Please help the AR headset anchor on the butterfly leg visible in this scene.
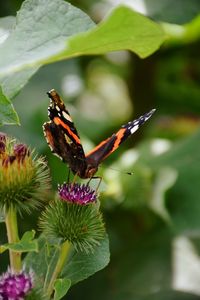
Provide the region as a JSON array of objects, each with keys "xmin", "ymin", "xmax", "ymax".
[
  {"xmin": 87, "ymin": 176, "xmax": 102, "ymax": 192},
  {"xmin": 72, "ymin": 173, "xmax": 78, "ymax": 185},
  {"xmin": 67, "ymin": 168, "xmax": 71, "ymax": 184},
  {"xmin": 95, "ymin": 176, "xmax": 102, "ymax": 192}
]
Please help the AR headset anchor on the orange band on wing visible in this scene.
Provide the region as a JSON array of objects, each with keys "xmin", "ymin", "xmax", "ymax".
[
  {"xmin": 112, "ymin": 128, "xmax": 126, "ymax": 151},
  {"xmin": 102, "ymin": 128, "xmax": 126, "ymax": 159},
  {"xmin": 86, "ymin": 138, "xmax": 110, "ymax": 157},
  {"xmin": 101, "ymin": 128, "xmax": 126, "ymax": 159},
  {"xmin": 54, "ymin": 117, "xmax": 81, "ymax": 144},
  {"xmin": 86, "ymin": 128, "xmax": 126, "ymax": 159}
]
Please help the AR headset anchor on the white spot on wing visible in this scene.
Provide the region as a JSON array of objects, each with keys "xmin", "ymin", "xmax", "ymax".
[
  {"xmin": 145, "ymin": 116, "xmax": 150, "ymax": 121},
  {"xmin": 133, "ymin": 120, "xmax": 139, "ymax": 125},
  {"xmin": 130, "ymin": 124, "xmax": 139, "ymax": 134},
  {"xmin": 62, "ymin": 111, "xmax": 73, "ymax": 122},
  {"xmin": 56, "ymin": 105, "xmax": 60, "ymax": 111}
]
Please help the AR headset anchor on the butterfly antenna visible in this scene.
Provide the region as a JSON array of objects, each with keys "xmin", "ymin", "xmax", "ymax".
[
  {"xmin": 99, "ymin": 165, "xmax": 134, "ymax": 176},
  {"xmin": 110, "ymin": 167, "xmax": 134, "ymax": 176},
  {"xmin": 126, "ymin": 171, "xmax": 134, "ymax": 175}
]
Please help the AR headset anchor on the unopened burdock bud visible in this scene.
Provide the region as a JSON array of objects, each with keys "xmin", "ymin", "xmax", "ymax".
[{"xmin": 0, "ymin": 133, "xmax": 51, "ymax": 214}]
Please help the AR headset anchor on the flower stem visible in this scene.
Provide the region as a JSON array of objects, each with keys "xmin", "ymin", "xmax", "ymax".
[
  {"xmin": 5, "ymin": 206, "xmax": 21, "ymax": 271},
  {"xmin": 46, "ymin": 240, "xmax": 71, "ymax": 298}
]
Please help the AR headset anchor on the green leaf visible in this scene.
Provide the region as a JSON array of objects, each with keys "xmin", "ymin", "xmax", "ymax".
[
  {"xmin": 54, "ymin": 278, "xmax": 71, "ymax": 300},
  {"xmin": 55, "ymin": 6, "xmax": 165, "ymax": 60},
  {"xmin": 24, "ymin": 234, "xmax": 110, "ymax": 287},
  {"xmin": 0, "ymin": 86, "xmax": 19, "ymax": 125},
  {"xmin": 0, "ymin": 230, "xmax": 38, "ymax": 253},
  {"xmin": 1, "ymin": 67, "xmax": 38, "ymax": 99},
  {"xmin": 61, "ymin": 234, "xmax": 110, "ymax": 284},
  {"xmin": 0, "ymin": 0, "xmax": 95, "ymax": 76},
  {"xmin": 0, "ymin": 1, "xmax": 165, "ymax": 78},
  {"xmin": 0, "ymin": 1, "xmax": 165, "ymax": 100},
  {"xmin": 0, "ymin": 16, "xmax": 16, "ymax": 46}
]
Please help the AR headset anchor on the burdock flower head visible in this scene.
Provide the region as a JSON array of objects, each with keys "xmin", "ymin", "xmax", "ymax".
[
  {"xmin": 0, "ymin": 267, "xmax": 34, "ymax": 300},
  {"xmin": 58, "ymin": 182, "xmax": 97, "ymax": 205},
  {"xmin": 0, "ymin": 133, "xmax": 51, "ymax": 213},
  {"xmin": 40, "ymin": 182, "xmax": 105, "ymax": 253}
]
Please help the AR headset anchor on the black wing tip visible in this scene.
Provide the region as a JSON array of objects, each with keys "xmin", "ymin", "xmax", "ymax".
[
  {"xmin": 149, "ymin": 108, "xmax": 156, "ymax": 116},
  {"xmin": 144, "ymin": 108, "xmax": 156, "ymax": 120}
]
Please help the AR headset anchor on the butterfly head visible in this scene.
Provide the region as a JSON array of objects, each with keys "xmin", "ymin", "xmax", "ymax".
[{"xmin": 78, "ymin": 164, "xmax": 98, "ymax": 179}]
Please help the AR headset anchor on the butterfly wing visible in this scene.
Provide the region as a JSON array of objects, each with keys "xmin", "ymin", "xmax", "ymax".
[
  {"xmin": 86, "ymin": 109, "xmax": 156, "ymax": 167},
  {"xmin": 43, "ymin": 89, "xmax": 87, "ymax": 177}
]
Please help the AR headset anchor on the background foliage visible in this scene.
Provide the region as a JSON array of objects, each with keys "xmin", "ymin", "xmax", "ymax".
[{"xmin": 1, "ymin": 0, "xmax": 200, "ymax": 299}]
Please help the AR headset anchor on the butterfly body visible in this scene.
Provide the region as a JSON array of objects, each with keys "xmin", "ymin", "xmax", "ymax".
[{"xmin": 43, "ymin": 89, "xmax": 155, "ymax": 179}]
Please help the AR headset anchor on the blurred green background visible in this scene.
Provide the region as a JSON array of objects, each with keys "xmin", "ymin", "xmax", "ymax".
[{"xmin": 1, "ymin": 1, "xmax": 200, "ymax": 299}]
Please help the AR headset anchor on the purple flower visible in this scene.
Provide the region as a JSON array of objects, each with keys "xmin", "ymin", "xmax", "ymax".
[
  {"xmin": 0, "ymin": 268, "xmax": 34, "ymax": 300},
  {"xmin": 58, "ymin": 183, "xmax": 97, "ymax": 205}
]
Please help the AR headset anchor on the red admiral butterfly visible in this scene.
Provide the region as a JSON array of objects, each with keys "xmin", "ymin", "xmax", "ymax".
[{"xmin": 43, "ymin": 89, "xmax": 155, "ymax": 179}]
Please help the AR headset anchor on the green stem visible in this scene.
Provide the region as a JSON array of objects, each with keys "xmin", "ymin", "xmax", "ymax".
[
  {"xmin": 5, "ymin": 206, "xmax": 21, "ymax": 271},
  {"xmin": 46, "ymin": 240, "xmax": 71, "ymax": 298}
]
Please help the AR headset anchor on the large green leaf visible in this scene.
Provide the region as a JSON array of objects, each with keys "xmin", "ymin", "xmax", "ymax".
[
  {"xmin": 24, "ymin": 234, "xmax": 110, "ymax": 288},
  {"xmin": 54, "ymin": 6, "xmax": 165, "ymax": 61},
  {"xmin": 0, "ymin": 0, "xmax": 165, "ymax": 77},
  {"xmin": 0, "ymin": 0, "xmax": 95, "ymax": 76},
  {"xmin": 0, "ymin": 16, "xmax": 19, "ymax": 124},
  {"xmin": 1, "ymin": 68, "xmax": 38, "ymax": 99},
  {"xmin": 0, "ymin": 16, "xmax": 16, "ymax": 45},
  {"xmin": 61, "ymin": 234, "xmax": 110, "ymax": 284},
  {"xmin": 0, "ymin": 0, "xmax": 165, "ymax": 124},
  {"xmin": 0, "ymin": 0, "xmax": 94, "ymax": 100},
  {"xmin": 0, "ymin": 85, "xmax": 19, "ymax": 125}
]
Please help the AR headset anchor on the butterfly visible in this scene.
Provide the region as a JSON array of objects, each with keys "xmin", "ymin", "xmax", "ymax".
[{"xmin": 43, "ymin": 89, "xmax": 156, "ymax": 179}]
